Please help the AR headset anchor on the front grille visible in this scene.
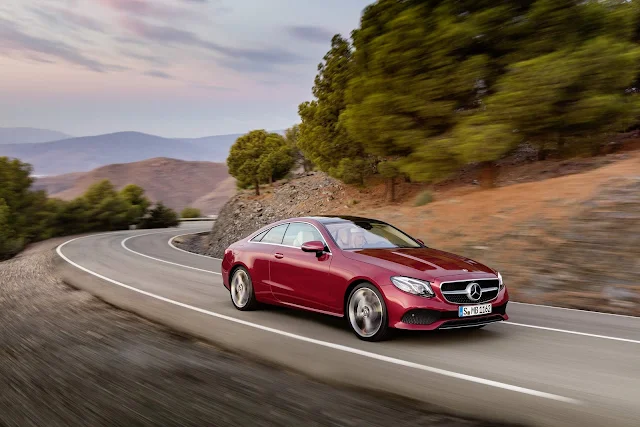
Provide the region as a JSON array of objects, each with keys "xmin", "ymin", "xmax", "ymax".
[
  {"xmin": 401, "ymin": 302, "xmax": 507, "ymax": 326},
  {"xmin": 438, "ymin": 315, "xmax": 504, "ymax": 330},
  {"xmin": 401, "ymin": 309, "xmax": 441, "ymax": 325},
  {"xmin": 439, "ymin": 279, "xmax": 500, "ymax": 305}
]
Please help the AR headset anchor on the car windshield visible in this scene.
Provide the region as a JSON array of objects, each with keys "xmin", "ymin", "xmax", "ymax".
[{"xmin": 325, "ymin": 220, "xmax": 421, "ymax": 250}]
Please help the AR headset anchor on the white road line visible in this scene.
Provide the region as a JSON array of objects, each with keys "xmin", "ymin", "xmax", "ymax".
[
  {"xmin": 56, "ymin": 234, "xmax": 581, "ymax": 406},
  {"xmin": 168, "ymin": 233, "xmax": 222, "ymax": 260},
  {"xmin": 510, "ymin": 302, "xmax": 640, "ymax": 320},
  {"xmin": 502, "ymin": 322, "xmax": 640, "ymax": 344},
  {"xmin": 121, "ymin": 231, "xmax": 221, "ymax": 275}
]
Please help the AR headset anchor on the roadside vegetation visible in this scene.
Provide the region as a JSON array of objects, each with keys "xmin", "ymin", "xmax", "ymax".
[
  {"xmin": 180, "ymin": 207, "xmax": 202, "ymax": 219},
  {"xmin": 229, "ymin": 0, "xmax": 640, "ymax": 200},
  {"xmin": 0, "ymin": 157, "xmax": 178, "ymax": 260}
]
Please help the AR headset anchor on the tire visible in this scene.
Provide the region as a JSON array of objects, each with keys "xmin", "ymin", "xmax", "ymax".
[
  {"xmin": 229, "ymin": 267, "xmax": 258, "ymax": 311},
  {"xmin": 346, "ymin": 282, "xmax": 390, "ymax": 342}
]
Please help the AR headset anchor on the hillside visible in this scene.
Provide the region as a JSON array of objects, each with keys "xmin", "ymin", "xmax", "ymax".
[
  {"xmin": 33, "ymin": 157, "xmax": 235, "ymax": 214},
  {"xmin": 0, "ymin": 127, "xmax": 72, "ymax": 144},
  {"xmin": 177, "ymin": 149, "xmax": 639, "ymax": 316},
  {"xmin": 0, "ymin": 131, "xmax": 242, "ymax": 175}
]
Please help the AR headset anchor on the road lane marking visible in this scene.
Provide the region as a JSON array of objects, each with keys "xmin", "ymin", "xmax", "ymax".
[
  {"xmin": 510, "ymin": 302, "xmax": 640, "ymax": 320},
  {"xmin": 57, "ymin": 234, "xmax": 580, "ymax": 405},
  {"xmin": 168, "ymin": 233, "xmax": 222, "ymax": 260},
  {"xmin": 121, "ymin": 231, "xmax": 221, "ymax": 275},
  {"xmin": 501, "ymin": 322, "xmax": 640, "ymax": 345}
]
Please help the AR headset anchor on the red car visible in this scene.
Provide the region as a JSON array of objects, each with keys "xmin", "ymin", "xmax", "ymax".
[{"xmin": 221, "ymin": 215, "xmax": 509, "ymax": 341}]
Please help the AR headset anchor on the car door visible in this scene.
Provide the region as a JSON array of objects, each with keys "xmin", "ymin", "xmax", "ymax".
[
  {"xmin": 269, "ymin": 222, "xmax": 335, "ymax": 313},
  {"xmin": 246, "ymin": 223, "xmax": 289, "ymax": 299}
]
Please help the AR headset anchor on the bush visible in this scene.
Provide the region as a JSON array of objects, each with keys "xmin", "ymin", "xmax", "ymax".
[
  {"xmin": 414, "ymin": 190, "xmax": 434, "ymax": 207},
  {"xmin": 0, "ymin": 156, "xmax": 158, "ymax": 259},
  {"xmin": 180, "ymin": 207, "xmax": 202, "ymax": 218},
  {"xmin": 138, "ymin": 202, "xmax": 179, "ymax": 229}
]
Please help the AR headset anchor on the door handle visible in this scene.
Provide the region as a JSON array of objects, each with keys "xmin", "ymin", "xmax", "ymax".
[{"xmin": 274, "ymin": 253, "xmax": 284, "ymax": 259}]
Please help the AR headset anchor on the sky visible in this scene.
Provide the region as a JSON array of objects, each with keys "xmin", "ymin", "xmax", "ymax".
[{"xmin": 0, "ymin": 0, "xmax": 371, "ymax": 138}]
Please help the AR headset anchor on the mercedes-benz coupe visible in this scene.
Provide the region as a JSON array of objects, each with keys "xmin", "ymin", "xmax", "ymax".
[{"xmin": 221, "ymin": 215, "xmax": 509, "ymax": 341}]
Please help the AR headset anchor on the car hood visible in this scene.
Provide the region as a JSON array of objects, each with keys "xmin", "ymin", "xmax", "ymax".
[{"xmin": 342, "ymin": 247, "xmax": 495, "ymax": 279}]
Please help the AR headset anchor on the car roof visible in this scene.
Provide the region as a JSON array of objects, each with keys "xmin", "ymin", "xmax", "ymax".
[{"xmin": 299, "ymin": 215, "xmax": 387, "ymax": 225}]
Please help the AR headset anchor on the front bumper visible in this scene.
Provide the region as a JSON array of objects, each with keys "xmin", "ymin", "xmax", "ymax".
[{"xmin": 384, "ymin": 284, "xmax": 510, "ymax": 330}]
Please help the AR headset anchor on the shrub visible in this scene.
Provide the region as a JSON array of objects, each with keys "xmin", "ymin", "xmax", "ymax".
[
  {"xmin": 139, "ymin": 202, "xmax": 179, "ymax": 229},
  {"xmin": 414, "ymin": 190, "xmax": 434, "ymax": 207},
  {"xmin": 180, "ymin": 207, "xmax": 202, "ymax": 218}
]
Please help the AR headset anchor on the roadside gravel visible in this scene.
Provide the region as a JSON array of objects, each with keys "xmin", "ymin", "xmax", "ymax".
[{"xmin": 0, "ymin": 238, "xmax": 515, "ymax": 427}]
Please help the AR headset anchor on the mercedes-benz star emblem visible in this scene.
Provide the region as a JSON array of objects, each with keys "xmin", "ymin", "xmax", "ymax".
[{"xmin": 466, "ymin": 282, "xmax": 482, "ymax": 302}]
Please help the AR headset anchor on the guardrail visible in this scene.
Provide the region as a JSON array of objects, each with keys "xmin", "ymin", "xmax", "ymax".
[{"xmin": 179, "ymin": 217, "xmax": 217, "ymax": 222}]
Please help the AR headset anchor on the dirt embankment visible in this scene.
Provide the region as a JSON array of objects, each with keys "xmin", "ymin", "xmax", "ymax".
[
  {"xmin": 0, "ymin": 240, "xmax": 505, "ymax": 427},
  {"xmin": 178, "ymin": 151, "xmax": 640, "ymax": 316}
]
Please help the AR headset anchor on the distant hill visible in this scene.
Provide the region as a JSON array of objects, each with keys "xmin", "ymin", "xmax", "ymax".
[
  {"xmin": 0, "ymin": 127, "xmax": 73, "ymax": 144},
  {"xmin": 0, "ymin": 131, "xmax": 244, "ymax": 175},
  {"xmin": 32, "ymin": 157, "xmax": 236, "ymax": 214}
]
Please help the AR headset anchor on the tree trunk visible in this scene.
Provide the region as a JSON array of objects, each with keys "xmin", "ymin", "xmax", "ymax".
[
  {"xmin": 386, "ymin": 177, "xmax": 396, "ymax": 202},
  {"xmin": 254, "ymin": 178, "xmax": 260, "ymax": 196},
  {"xmin": 269, "ymin": 175, "xmax": 273, "ymax": 185},
  {"xmin": 479, "ymin": 161, "xmax": 498, "ymax": 189}
]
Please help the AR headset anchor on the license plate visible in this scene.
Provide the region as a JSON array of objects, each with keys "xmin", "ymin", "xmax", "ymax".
[{"xmin": 458, "ymin": 303, "xmax": 492, "ymax": 317}]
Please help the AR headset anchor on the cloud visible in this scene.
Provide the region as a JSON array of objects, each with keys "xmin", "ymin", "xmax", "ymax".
[
  {"xmin": 287, "ymin": 25, "xmax": 334, "ymax": 44},
  {"xmin": 31, "ymin": 7, "xmax": 105, "ymax": 32},
  {"xmin": 98, "ymin": 0, "xmax": 199, "ymax": 21},
  {"xmin": 121, "ymin": 50, "xmax": 169, "ymax": 66},
  {"xmin": 143, "ymin": 70, "xmax": 174, "ymax": 79},
  {"xmin": 122, "ymin": 18, "xmax": 305, "ymax": 70},
  {"xmin": 0, "ymin": 18, "xmax": 121, "ymax": 72}
]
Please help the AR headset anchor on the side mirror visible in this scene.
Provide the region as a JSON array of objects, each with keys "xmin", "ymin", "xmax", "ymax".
[{"xmin": 301, "ymin": 240, "xmax": 325, "ymax": 257}]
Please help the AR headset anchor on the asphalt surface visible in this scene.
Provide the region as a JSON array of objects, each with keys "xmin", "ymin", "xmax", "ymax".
[{"xmin": 57, "ymin": 224, "xmax": 640, "ymax": 427}]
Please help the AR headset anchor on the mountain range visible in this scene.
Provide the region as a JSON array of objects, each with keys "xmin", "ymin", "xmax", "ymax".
[
  {"xmin": 0, "ymin": 127, "xmax": 73, "ymax": 144},
  {"xmin": 33, "ymin": 157, "xmax": 236, "ymax": 214},
  {"xmin": 0, "ymin": 130, "xmax": 248, "ymax": 176}
]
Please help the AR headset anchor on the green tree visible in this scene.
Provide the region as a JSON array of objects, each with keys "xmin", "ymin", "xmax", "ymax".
[
  {"xmin": 0, "ymin": 197, "xmax": 23, "ymax": 259},
  {"xmin": 285, "ymin": 124, "xmax": 313, "ymax": 172},
  {"xmin": 481, "ymin": 0, "xmax": 640, "ymax": 158},
  {"xmin": 297, "ymin": 34, "xmax": 368, "ymax": 185},
  {"xmin": 344, "ymin": 0, "xmax": 520, "ymax": 196},
  {"xmin": 181, "ymin": 207, "xmax": 202, "ymax": 218},
  {"xmin": 81, "ymin": 180, "xmax": 131, "ymax": 231},
  {"xmin": 227, "ymin": 130, "xmax": 294, "ymax": 195},
  {"xmin": 120, "ymin": 184, "xmax": 151, "ymax": 224},
  {"xmin": 139, "ymin": 202, "xmax": 179, "ymax": 229}
]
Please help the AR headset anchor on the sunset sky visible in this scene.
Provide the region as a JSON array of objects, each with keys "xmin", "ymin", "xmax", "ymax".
[{"xmin": 0, "ymin": 0, "xmax": 370, "ymax": 137}]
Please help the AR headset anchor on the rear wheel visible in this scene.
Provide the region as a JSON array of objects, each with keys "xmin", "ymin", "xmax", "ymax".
[
  {"xmin": 230, "ymin": 267, "xmax": 258, "ymax": 311},
  {"xmin": 346, "ymin": 283, "xmax": 390, "ymax": 341}
]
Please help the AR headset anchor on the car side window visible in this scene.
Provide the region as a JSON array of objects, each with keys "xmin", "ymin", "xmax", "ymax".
[
  {"xmin": 282, "ymin": 223, "xmax": 324, "ymax": 248},
  {"xmin": 250, "ymin": 229, "xmax": 269, "ymax": 242},
  {"xmin": 260, "ymin": 224, "xmax": 289, "ymax": 245}
]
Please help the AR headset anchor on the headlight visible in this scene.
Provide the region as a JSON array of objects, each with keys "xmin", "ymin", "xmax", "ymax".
[
  {"xmin": 390, "ymin": 276, "xmax": 434, "ymax": 297},
  {"xmin": 497, "ymin": 272, "xmax": 505, "ymax": 290}
]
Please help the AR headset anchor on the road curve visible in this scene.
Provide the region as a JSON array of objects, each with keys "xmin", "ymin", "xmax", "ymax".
[{"xmin": 55, "ymin": 225, "xmax": 640, "ymax": 427}]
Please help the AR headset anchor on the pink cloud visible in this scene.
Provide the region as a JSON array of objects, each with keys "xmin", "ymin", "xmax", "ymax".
[{"xmin": 98, "ymin": 0, "xmax": 195, "ymax": 20}]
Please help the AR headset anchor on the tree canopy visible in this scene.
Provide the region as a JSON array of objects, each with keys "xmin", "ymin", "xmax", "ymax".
[
  {"xmin": 227, "ymin": 130, "xmax": 294, "ymax": 195},
  {"xmin": 293, "ymin": 0, "xmax": 640, "ymax": 197},
  {"xmin": 0, "ymin": 157, "xmax": 176, "ymax": 260}
]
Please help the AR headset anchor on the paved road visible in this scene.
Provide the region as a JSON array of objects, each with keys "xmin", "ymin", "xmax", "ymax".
[{"xmin": 57, "ymin": 225, "xmax": 640, "ymax": 427}]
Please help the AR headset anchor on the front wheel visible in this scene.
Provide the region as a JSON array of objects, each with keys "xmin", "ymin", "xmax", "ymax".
[
  {"xmin": 230, "ymin": 267, "xmax": 258, "ymax": 311},
  {"xmin": 346, "ymin": 283, "xmax": 390, "ymax": 341}
]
